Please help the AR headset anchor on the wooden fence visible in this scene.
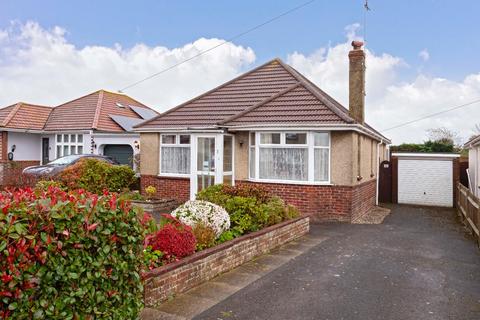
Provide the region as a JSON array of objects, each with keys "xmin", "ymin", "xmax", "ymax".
[{"xmin": 456, "ymin": 182, "xmax": 480, "ymax": 247}]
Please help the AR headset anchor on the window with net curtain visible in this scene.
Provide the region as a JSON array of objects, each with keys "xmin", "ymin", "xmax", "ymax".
[
  {"xmin": 160, "ymin": 134, "xmax": 191, "ymax": 174},
  {"xmin": 251, "ymin": 132, "xmax": 329, "ymax": 182}
]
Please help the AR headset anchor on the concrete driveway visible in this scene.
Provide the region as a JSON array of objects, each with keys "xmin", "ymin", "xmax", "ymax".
[{"xmin": 195, "ymin": 205, "xmax": 480, "ymax": 320}]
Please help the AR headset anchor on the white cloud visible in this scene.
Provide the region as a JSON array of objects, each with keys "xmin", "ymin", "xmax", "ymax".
[
  {"xmin": 419, "ymin": 49, "xmax": 430, "ymax": 61},
  {"xmin": 0, "ymin": 21, "xmax": 255, "ymax": 110},
  {"xmin": 1, "ymin": 22, "xmax": 479, "ymax": 144},
  {"xmin": 288, "ymin": 25, "xmax": 480, "ymax": 144}
]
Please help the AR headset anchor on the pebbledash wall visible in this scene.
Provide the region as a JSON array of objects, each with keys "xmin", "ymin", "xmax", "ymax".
[{"xmin": 140, "ymin": 131, "xmax": 386, "ymax": 222}]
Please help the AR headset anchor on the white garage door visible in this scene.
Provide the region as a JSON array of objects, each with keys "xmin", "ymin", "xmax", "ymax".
[{"xmin": 398, "ymin": 159, "xmax": 453, "ymax": 207}]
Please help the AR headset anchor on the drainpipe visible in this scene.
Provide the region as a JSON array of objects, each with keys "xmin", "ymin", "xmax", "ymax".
[{"xmin": 376, "ymin": 139, "xmax": 383, "ymax": 206}]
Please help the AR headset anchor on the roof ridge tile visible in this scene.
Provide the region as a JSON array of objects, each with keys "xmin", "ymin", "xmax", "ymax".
[
  {"xmin": 2, "ymin": 103, "xmax": 23, "ymax": 127},
  {"xmin": 92, "ymin": 90, "xmax": 104, "ymax": 129}
]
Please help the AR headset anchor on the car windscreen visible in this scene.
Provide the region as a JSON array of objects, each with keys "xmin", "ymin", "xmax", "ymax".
[{"xmin": 48, "ymin": 155, "xmax": 82, "ymax": 165}]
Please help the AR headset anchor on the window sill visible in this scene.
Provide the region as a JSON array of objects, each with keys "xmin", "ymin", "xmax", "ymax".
[
  {"xmin": 246, "ymin": 178, "xmax": 332, "ymax": 186},
  {"xmin": 158, "ymin": 173, "xmax": 190, "ymax": 179}
]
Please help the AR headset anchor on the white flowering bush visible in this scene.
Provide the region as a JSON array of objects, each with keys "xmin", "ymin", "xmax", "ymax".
[{"xmin": 171, "ymin": 200, "xmax": 230, "ymax": 238}]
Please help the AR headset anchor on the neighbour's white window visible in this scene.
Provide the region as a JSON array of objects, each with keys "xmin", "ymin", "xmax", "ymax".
[
  {"xmin": 56, "ymin": 134, "xmax": 84, "ymax": 158},
  {"xmin": 249, "ymin": 132, "xmax": 330, "ymax": 183},
  {"xmin": 160, "ymin": 134, "xmax": 191, "ymax": 175}
]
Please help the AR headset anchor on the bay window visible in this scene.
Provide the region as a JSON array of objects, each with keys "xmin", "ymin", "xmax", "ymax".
[
  {"xmin": 160, "ymin": 134, "xmax": 191, "ymax": 175},
  {"xmin": 249, "ymin": 132, "xmax": 330, "ymax": 183}
]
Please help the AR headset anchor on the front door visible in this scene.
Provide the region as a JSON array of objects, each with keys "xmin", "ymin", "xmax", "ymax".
[
  {"xmin": 42, "ymin": 138, "xmax": 49, "ymax": 164},
  {"xmin": 192, "ymin": 136, "xmax": 217, "ymax": 198}
]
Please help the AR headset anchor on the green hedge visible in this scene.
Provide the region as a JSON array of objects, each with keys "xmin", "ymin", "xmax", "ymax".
[
  {"xmin": 390, "ymin": 140, "xmax": 455, "ymax": 153},
  {"xmin": 0, "ymin": 187, "xmax": 151, "ymax": 319},
  {"xmin": 59, "ymin": 158, "xmax": 136, "ymax": 193}
]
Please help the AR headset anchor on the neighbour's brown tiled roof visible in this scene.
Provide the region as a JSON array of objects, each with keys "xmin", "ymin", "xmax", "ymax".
[
  {"xmin": 0, "ymin": 90, "xmax": 158, "ymax": 133},
  {"xmin": 43, "ymin": 90, "xmax": 158, "ymax": 132},
  {"xmin": 0, "ymin": 103, "xmax": 52, "ymax": 130}
]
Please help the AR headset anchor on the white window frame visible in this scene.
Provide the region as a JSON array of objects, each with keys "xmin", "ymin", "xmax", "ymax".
[
  {"xmin": 159, "ymin": 134, "xmax": 191, "ymax": 177},
  {"xmin": 55, "ymin": 133, "xmax": 84, "ymax": 158},
  {"xmin": 249, "ymin": 131, "xmax": 331, "ymax": 185}
]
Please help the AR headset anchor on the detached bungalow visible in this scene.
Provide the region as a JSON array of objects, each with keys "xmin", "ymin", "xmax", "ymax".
[
  {"xmin": 0, "ymin": 90, "xmax": 157, "ymax": 185},
  {"xmin": 135, "ymin": 41, "xmax": 390, "ymax": 222}
]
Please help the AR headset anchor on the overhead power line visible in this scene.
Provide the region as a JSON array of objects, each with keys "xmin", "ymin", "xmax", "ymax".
[
  {"xmin": 118, "ymin": 0, "xmax": 317, "ymax": 92},
  {"xmin": 380, "ymin": 98, "xmax": 480, "ymax": 133}
]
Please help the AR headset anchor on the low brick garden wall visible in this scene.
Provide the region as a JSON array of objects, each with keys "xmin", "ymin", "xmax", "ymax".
[{"xmin": 143, "ymin": 216, "xmax": 310, "ymax": 306}]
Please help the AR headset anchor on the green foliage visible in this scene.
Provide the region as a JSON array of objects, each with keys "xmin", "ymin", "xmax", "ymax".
[
  {"xmin": 118, "ymin": 191, "xmax": 145, "ymax": 202},
  {"xmin": 105, "ymin": 165, "xmax": 137, "ymax": 192},
  {"xmin": 0, "ymin": 187, "xmax": 149, "ymax": 319},
  {"xmin": 143, "ymin": 246, "xmax": 164, "ymax": 270},
  {"xmin": 224, "ymin": 196, "xmax": 262, "ymax": 236},
  {"xmin": 216, "ymin": 230, "xmax": 235, "ymax": 244},
  {"xmin": 192, "ymin": 223, "xmax": 216, "ymax": 251},
  {"xmin": 198, "ymin": 184, "xmax": 299, "ymax": 238},
  {"xmin": 34, "ymin": 180, "xmax": 66, "ymax": 192},
  {"xmin": 196, "ymin": 184, "xmax": 231, "ymax": 207},
  {"xmin": 60, "ymin": 158, "xmax": 136, "ymax": 194},
  {"xmin": 390, "ymin": 140, "xmax": 454, "ymax": 153}
]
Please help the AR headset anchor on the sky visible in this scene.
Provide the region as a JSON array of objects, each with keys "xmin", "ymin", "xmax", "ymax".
[{"xmin": 0, "ymin": 0, "xmax": 479, "ymax": 144}]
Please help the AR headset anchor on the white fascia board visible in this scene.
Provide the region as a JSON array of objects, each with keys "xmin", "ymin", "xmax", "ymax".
[
  {"xmin": 46, "ymin": 130, "xmax": 91, "ymax": 134},
  {"xmin": 225, "ymin": 124, "xmax": 390, "ymax": 144},
  {"xmin": 134, "ymin": 127, "xmax": 224, "ymax": 133},
  {"xmin": 392, "ymin": 152, "xmax": 461, "ymax": 158},
  {"xmin": 465, "ymin": 136, "xmax": 480, "ymax": 148},
  {"xmin": 91, "ymin": 132, "xmax": 139, "ymax": 137},
  {"xmin": 0, "ymin": 128, "xmax": 45, "ymax": 134}
]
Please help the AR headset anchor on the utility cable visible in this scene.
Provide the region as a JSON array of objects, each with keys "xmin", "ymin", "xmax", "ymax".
[
  {"xmin": 118, "ymin": 0, "xmax": 317, "ymax": 92},
  {"xmin": 380, "ymin": 98, "xmax": 480, "ymax": 132}
]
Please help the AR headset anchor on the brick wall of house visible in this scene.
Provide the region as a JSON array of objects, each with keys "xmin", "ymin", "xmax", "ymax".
[
  {"xmin": 238, "ymin": 180, "xmax": 376, "ymax": 222},
  {"xmin": 140, "ymin": 175, "xmax": 377, "ymax": 222},
  {"xmin": 0, "ymin": 131, "xmax": 7, "ymax": 160},
  {"xmin": 351, "ymin": 179, "xmax": 377, "ymax": 221},
  {"xmin": 0, "ymin": 160, "xmax": 40, "ymax": 188},
  {"xmin": 144, "ymin": 216, "xmax": 309, "ymax": 305},
  {"xmin": 140, "ymin": 175, "xmax": 190, "ymax": 203}
]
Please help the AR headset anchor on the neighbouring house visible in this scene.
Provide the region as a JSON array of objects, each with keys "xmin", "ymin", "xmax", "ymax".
[
  {"xmin": 0, "ymin": 90, "xmax": 158, "ymax": 186},
  {"xmin": 465, "ymin": 135, "xmax": 480, "ymax": 196},
  {"xmin": 135, "ymin": 41, "xmax": 391, "ymax": 222}
]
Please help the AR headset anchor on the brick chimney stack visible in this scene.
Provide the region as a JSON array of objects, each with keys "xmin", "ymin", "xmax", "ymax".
[{"xmin": 348, "ymin": 40, "xmax": 365, "ymax": 124}]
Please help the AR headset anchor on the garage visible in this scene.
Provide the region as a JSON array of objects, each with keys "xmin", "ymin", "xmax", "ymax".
[
  {"xmin": 392, "ymin": 153, "xmax": 460, "ymax": 207},
  {"xmin": 103, "ymin": 144, "xmax": 134, "ymax": 167}
]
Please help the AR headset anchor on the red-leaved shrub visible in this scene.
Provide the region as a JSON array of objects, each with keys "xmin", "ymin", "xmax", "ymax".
[
  {"xmin": 0, "ymin": 186, "xmax": 151, "ymax": 319},
  {"xmin": 147, "ymin": 214, "xmax": 196, "ymax": 258}
]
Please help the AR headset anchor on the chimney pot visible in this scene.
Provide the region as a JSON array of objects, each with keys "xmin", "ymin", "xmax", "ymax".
[{"xmin": 351, "ymin": 40, "xmax": 364, "ymax": 50}]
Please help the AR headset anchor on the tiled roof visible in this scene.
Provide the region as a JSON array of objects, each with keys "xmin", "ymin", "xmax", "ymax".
[
  {"xmin": 221, "ymin": 84, "xmax": 347, "ymax": 126},
  {"xmin": 0, "ymin": 103, "xmax": 52, "ymax": 130},
  {"xmin": 44, "ymin": 90, "xmax": 157, "ymax": 132},
  {"xmin": 137, "ymin": 60, "xmax": 300, "ymax": 129},
  {"xmin": 0, "ymin": 90, "xmax": 158, "ymax": 133},
  {"xmin": 136, "ymin": 58, "xmax": 388, "ymax": 141}
]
